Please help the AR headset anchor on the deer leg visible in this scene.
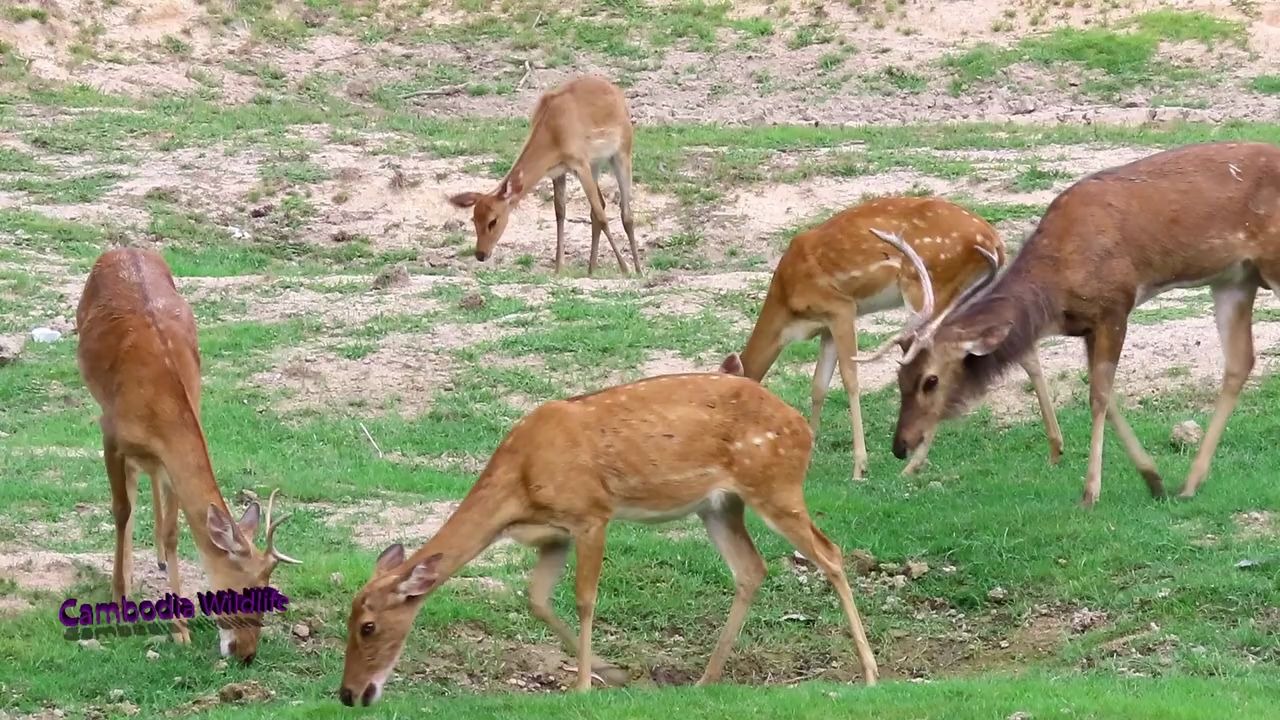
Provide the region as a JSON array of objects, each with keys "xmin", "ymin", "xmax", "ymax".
[
  {"xmin": 150, "ymin": 473, "xmax": 166, "ymax": 570},
  {"xmin": 527, "ymin": 541, "xmax": 627, "ymax": 686},
  {"xmin": 809, "ymin": 330, "xmax": 838, "ymax": 436},
  {"xmin": 552, "ymin": 174, "xmax": 568, "ymax": 274},
  {"xmin": 1104, "ymin": 401, "xmax": 1164, "ymax": 498},
  {"xmin": 153, "ymin": 471, "xmax": 191, "ymax": 643},
  {"xmin": 1081, "ymin": 323, "xmax": 1130, "ymax": 508},
  {"xmin": 695, "ymin": 495, "xmax": 765, "ymax": 686},
  {"xmin": 1018, "ymin": 348, "xmax": 1064, "ymax": 465},
  {"xmin": 610, "ymin": 153, "xmax": 642, "ymax": 276},
  {"xmin": 828, "ymin": 312, "xmax": 868, "ymax": 480},
  {"xmin": 1181, "ymin": 282, "xmax": 1258, "ymax": 498},
  {"xmin": 573, "ymin": 161, "xmax": 628, "ymax": 275},
  {"xmin": 571, "ymin": 522, "xmax": 607, "ymax": 692},
  {"xmin": 901, "ymin": 427, "xmax": 937, "ymax": 475},
  {"xmin": 749, "ymin": 490, "xmax": 878, "ymax": 685},
  {"xmin": 104, "ymin": 434, "xmax": 137, "ymax": 600}
]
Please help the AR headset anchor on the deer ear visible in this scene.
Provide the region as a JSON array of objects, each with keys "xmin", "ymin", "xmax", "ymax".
[
  {"xmin": 375, "ymin": 543, "xmax": 405, "ymax": 574},
  {"xmin": 960, "ymin": 322, "xmax": 1012, "ymax": 357},
  {"xmin": 448, "ymin": 192, "xmax": 480, "ymax": 208},
  {"xmin": 208, "ymin": 504, "xmax": 246, "ymax": 555},
  {"xmin": 237, "ymin": 502, "xmax": 261, "ymax": 541},
  {"xmin": 500, "ymin": 170, "xmax": 523, "ymax": 200},
  {"xmin": 719, "ymin": 353, "xmax": 743, "ymax": 376},
  {"xmin": 396, "ymin": 553, "xmax": 444, "ymax": 599}
]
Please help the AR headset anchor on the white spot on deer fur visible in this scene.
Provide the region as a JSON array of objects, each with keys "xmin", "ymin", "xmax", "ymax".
[
  {"xmin": 766, "ymin": 431, "xmax": 777, "ymax": 440},
  {"xmin": 913, "ymin": 218, "xmax": 927, "ymax": 227},
  {"xmin": 733, "ymin": 441, "xmax": 743, "ymax": 449},
  {"xmin": 752, "ymin": 436, "xmax": 765, "ymax": 446}
]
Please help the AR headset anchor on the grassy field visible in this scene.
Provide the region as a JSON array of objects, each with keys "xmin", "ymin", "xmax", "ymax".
[{"xmin": 2, "ymin": 1, "xmax": 1280, "ymax": 718}]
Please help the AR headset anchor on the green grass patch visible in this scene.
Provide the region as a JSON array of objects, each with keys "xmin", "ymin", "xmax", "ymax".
[
  {"xmin": 1250, "ymin": 75, "xmax": 1280, "ymax": 95},
  {"xmin": 1, "ymin": 171, "xmax": 122, "ymax": 204}
]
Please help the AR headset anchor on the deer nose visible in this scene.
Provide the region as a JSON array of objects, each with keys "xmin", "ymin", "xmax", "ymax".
[
  {"xmin": 361, "ymin": 683, "xmax": 378, "ymax": 706},
  {"xmin": 892, "ymin": 436, "xmax": 908, "ymax": 459},
  {"xmin": 474, "ymin": 249, "xmax": 489, "ymax": 261},
  {"xmin": 339, "ymin": 686, "xmax": 354, "ymax": 706}
]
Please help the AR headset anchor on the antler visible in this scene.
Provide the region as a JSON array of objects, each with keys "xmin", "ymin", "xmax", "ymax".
[
  {"xmin": 853, "ymin": 228, "xmax": 937, "ymax": 364},
  {"xmin": 898, "ymin": 245, "xmax": 1000, "ymax": 364},
  {"xmin": 263, "ymin": 488, "xmax": 301, "ymax": 565}
]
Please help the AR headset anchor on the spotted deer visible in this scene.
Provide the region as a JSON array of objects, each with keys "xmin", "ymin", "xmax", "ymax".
[
  {"xmin": 883, "ymin": 141, "xmax": 1280, "ymax": 507},
  {"xmin": 738, "ymin": 195, "xmax": 1063, "ymax": 480},
  {"xmin": 447, "ymin": 75, "xmax": 642, "ymax": 275},
  {"xmin": 337, "ymin": 353, "xmax": 878, "ymax": 707},
  {"xmin": 76, "ymin": 247, "xmax": 300, "ymax": 663}
]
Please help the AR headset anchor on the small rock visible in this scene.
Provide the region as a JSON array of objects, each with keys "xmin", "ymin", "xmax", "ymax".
[
  {"xmin": 1170, "ymin": 420, "xmax": 1203, "ymax": 450},
  {"xmin": 780, "ymin": 613, "xmax": 813, "ymax": 624},
  {"xmin": 113, "ymin": 702, "xmax": 139, "ymax": 717},
  {"xmin": 987, "ymin": 586, "xmax": 1009, "ymax": 603},
  {"xmin": 1070, "ymin": 607, "xmax": 1109, "ymax": 633},
  {"xmin": 905, "ymin": 560, "xmax": 930, "ymax": 580},
  {"xmin": 108, "ymin": 690, "xmax": 125, "ymax": 702},
  {"xmin": 0, "ymin": 334, "xmax": 26, "ymax": 364},
  {"xmin": 146, "ymin": 649, "xmax": 160, "ymax": 661},
  {"xmin": 790, "ymin": 550, "xmax": 815, "ymax": 568},
  {"xmin": 214, "ymin": 660, "xmax": 228, "ymax": 671},
  {"xmin": 1191, "ymin": 645, "xmax": 1208, "ymax": 655},
  {"xmin": 329, "ymin": 571, "xmax": 344, "ymax": 585},
  {"xmin": 926, "ymin": 481, "xmax": 944, "ymax": 492},
  {"xmin": 999, "ymin": 640, "xmax": 1010, "ymax": 649},
  {"xmin": 848, "ymin": 549, "xmax": 878, "ymax": 576},
  {"xmin": 458, "ymin": 292, "xmax": 486, "ymax": 310},
  {"xmin": 78, "ymin": 639, "xmax": 103, "ymax": 651},
  {"xmin": 31, "ymin": 327, "xmax": 61, "ymax": 343},
  {"xmin": 1008, "ymin": 97, "xmax": 1036, "ymax": 115},
  {"xmin": 249, "ymin": 204, "xmax": 274, "ymax": 218},
  {"xmin": 292, "ymin": 623, "xmax": 311, "ymax": 640},
  {"xmin": 1007, "ymin": 712, "xmax": 1031, "ymax": 720},
  {"xmin": 372, "ymin": 263, "xmax": 410, "ymax": 290}
]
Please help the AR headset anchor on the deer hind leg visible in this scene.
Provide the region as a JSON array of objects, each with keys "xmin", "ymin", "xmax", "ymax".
[
  {"xmin": 150, "ymin": 474, "xmax": 166, "ymax": 570},
  {"xmin": 828, "ymin": 311, "xmax": 868, "ymax": 480},
  {"xmin": 610, "ymin": 153, "xmax": 642, "ymax": 276},
  {"xmin": 570, "ymin": 521, "xmax": 607, "ymax": 692},
  {"xmin": 1180, "ymin": 282, "xmax": 1258, "ymax": 498},
  {"xmin": 1018, "ymin": 348, "xmax": 1064, "ymax": 465},
  {"xmin": 748, "ymin": 489, "xmax": 878, "ymax": 685},
  {"xmin": 695, "ymin": 494, "xmax": 766, "ymax": 686},
  {"xmin": 526, "ymin": 540, "xmax": 627, "ymax": 686},
  {"xmin": 1082, "ymin": 320, "xmax": 1162, "ymax": 506},
  {"xmin": 574, "ymin": 161, "xmax": 627, "ymax": 275},
  {"xmin": 552, "ymin": 174, "xmax": 568, "ymax": 274},
  {"xmin": 809, "ymin": 330, "xmax": 838, "ymax": 436},
  {"xmin": 104, "ymin": 435, "xmax": 138, "ymax": 600}
]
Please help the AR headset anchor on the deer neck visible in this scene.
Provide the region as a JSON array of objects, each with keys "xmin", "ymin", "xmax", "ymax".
[
  {"xmin": 155, "ymin": 410, "xmax": 240, "ymax": 566},
  {"xmin": 399, "ymin": 471, "xmax": 528, "ymax": 588},
  {"xmin": 739, "ymin": 273, "xmax": 794, "ymax": 381},
  {"xmin": 501, "ymin": 123, "xmax": 562, "ymax": 202}
]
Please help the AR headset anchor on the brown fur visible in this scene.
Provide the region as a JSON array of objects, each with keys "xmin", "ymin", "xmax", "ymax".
[
  {"xmin": 447, "ymin": 75, "xmax": 642, "ymax": 275},
  {"xmin": 75, "ymin": 247, "xmax": 299, "ymax": 663},
  {"xmin": 893, "ymin": 141, "xmax": 1280, "ymax": 506},
  {"xmin": 338, "ymin": 354, "xmax": 878, "ymax": 706},
  {"xmin": 738, "ymin": 195, "xmax": 1062, "ymax": 479}
]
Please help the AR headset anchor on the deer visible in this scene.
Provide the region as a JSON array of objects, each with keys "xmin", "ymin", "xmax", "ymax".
[
  {"xmin": 75, "ymin": 246, "xmax": 301, "ymax": 663},
  {"xmin": 881, "ymin": 141, "xmax": 1280, "ymax": 507},
  {"xmin": 447, "ymin": 75, "xmax": 643, "ymax": 276},
  {"xmin": 337, "ymin": 353, "xmax": 878, "ymax": 707},
  {"xmin": 737, "ymin": 195, "xmax": 1063, "ymax": 481}
]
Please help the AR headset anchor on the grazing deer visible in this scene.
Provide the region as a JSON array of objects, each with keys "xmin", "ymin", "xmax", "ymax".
[
  {"xmin": 337, "ymin": 353, "xmax": 878, "ymax": 707},
  {"xmin": 76, "ymin": 247, "xmax": 300, "ymax": 663},
  {"xmin": 447, "ymin": 75, "xmax": 642, "ymax": 275},
  {"xmin": 738, "ymin": 196, "xmax": 1063, "ymax": 480},
  {"xmin": 883, "ymin": 141, "xmax": 1280, "ymax": 507}
]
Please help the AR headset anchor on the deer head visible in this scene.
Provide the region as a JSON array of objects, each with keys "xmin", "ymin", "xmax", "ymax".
[
  {"xmin": 204, "ymin": 488, "xmax": 300, "ymax": 664},
  {"xmin": 339, "ymin": 544, "xmax": 445, "ymax": 707},
  {"xmin": 447, "ymin": 170, "xmax": 525, "ymax": 262}
]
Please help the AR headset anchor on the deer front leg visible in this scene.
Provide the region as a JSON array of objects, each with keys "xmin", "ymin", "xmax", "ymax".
[
  {"xmin": 610, "ymin": 153, "xmax": 642, "ymax": 276},
  {"xmin": 1081, "ymin": 323, "xmax": 1128, "ymax": 508},
  {"xmin": 573, "ymin": 161, "xmax": 628, "ymax": 275},
  {"xmin": 828, "ymin": 312, "xmax": 868, "ymax": 480},
  {"xmin": 552, "ymin": 174, "xmax": 567, "ymax": 274},
  {"xmin": 1181, "ymin": 282, "xmax": 1258, "ymax": 498},
  {"xmin": 154, "ymin": 471, "xmax": 190, "ymax": 644},
  {"xmin": 1018, "ymin": 349, "xmax": 1064, "ymax": 465},
  {"xmin": 571, "ymin": 522, "xmax": 607, "ymax": 692},
  {"xmin": 528, "ymin": 541, "xmax": 627, "ymax": 686}
]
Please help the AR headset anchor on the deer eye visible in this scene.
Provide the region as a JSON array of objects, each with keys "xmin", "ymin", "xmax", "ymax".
[
  {"xmin": 922, "ymin": 375, "xmax": 939, "ymax": 394},
  {"xmin": 360, "ymin": 622, "xmax": 375, "ymax": 637},
  {"xmin": 487, "ymin": 218, "xmax": 498, "ymax": 230}
]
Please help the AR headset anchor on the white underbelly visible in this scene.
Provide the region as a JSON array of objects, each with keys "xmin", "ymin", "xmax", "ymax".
[
  {"xmin": 1134, "ymin": 261, "xmax": 1254, "ymax": 306},
  {"xmin": 857, "ymin": 283, "xmax": 905, "ymax": 314},
  {"xmin": 612, "ymin": 488, "xmax": 736, "ymax": 524}
]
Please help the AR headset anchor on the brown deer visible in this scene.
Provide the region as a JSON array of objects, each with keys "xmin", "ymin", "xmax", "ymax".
[
  {"xmin": 337, "ymin": 353, "xmax": 878, "ymax": 707},
  {"xmin": 738, "ymin": 195, "xmax": 1063, "ymax": 480},
  {"xmin": 883, "ymin": 141, "xmax": 1280, "ymax": 507},
  {"xmin": 447, "ymin": 75, "xmax": 642, "ymax": 275},
  {"xmin": 76, "ymin": 246, "xmax": 300, "ymax": 663}
]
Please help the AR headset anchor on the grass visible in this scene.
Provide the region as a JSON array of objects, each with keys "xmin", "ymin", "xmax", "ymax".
[{"xmin": 1251, "ymin": 75, "xmax": 1280, "ymax": 95}]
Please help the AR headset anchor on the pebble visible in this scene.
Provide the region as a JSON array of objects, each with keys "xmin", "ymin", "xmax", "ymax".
[
  {"xmin": 146, "ymin": 649, "xmax": 160, "ymax": 661},
  {"xmin": 292, "ymin": 623, "xmax": 311, "ymax": 639},
  {"xmin": 987, "ymin": 586, "xmax": 1009, "ymax": 603},
  {"xmin": 1170, "ymin": 420, "xmax": 1203, "ymax": 450},
  {"xmin": 31, "ymin": 327, "xmax": 61, "ymax": 343},
  {"xmin": 78, "ymin": 639, "xmax": 103, "ymax": 651}
]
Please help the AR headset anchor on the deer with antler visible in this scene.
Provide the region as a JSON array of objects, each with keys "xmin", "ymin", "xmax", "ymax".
[
  {"xmin": 738, "ymin": 195, "xmax": 1063, "ymax": 480},
  {"xmin": 884, "ymin": 141, "xmax": 1280, "ymax": 507},
  {"xmin": 337, "ymin": 353, "xmax": 878, "ymax": 707},
  {"xmin": 76, "ymin": 247, "xmax": 300, "ymax": 663},
  {"xmin": 447, "ymin": 75, "xmax": 642, "ymax": 275}
]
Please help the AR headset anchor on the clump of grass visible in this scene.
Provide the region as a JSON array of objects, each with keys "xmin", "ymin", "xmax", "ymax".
[
  {"xmin": 863, "ymin": 65, "xmax": 927, "ymax": 94},
  {"xmin": 1010, "ymin": 164, "xmax": 1071, "ymax": 192},
  {"xmin": 4, "ymin": 6, "xmax": 48, "ymax": 23},
  {"xmin": 1251, "ymin": 75, "xmax": 1280, "ymax": 95}
]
